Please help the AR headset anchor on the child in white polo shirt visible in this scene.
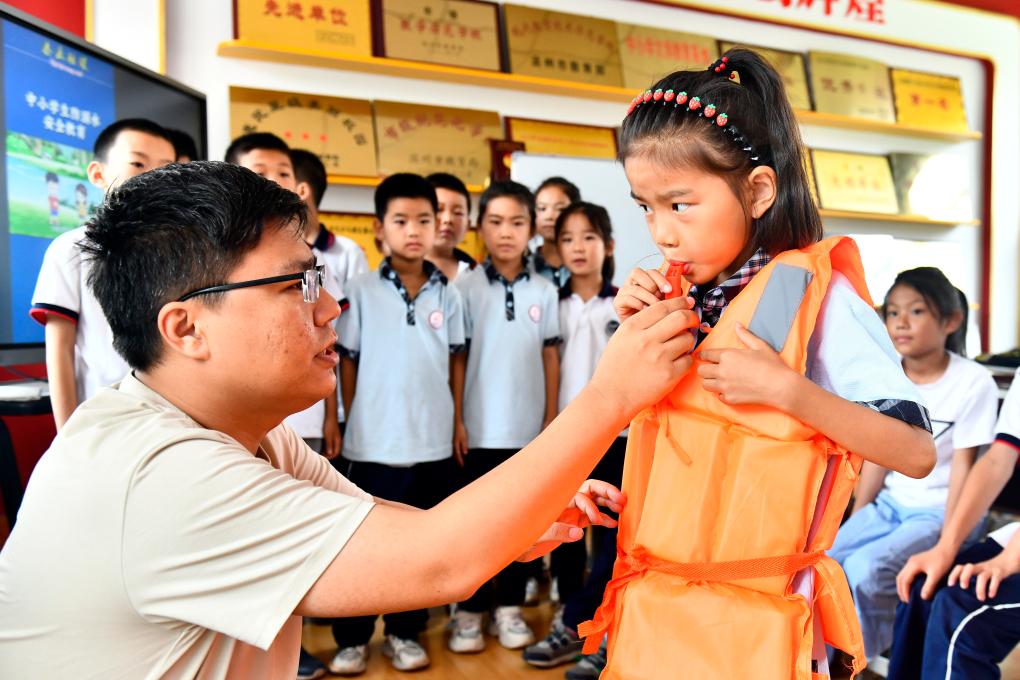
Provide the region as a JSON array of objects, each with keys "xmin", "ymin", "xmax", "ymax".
[
  {"xmin": 451, "ymin": 180, "xmax": 561, "ymax": 653},
  {"xmin": 30, "ymin": 119, "xmax": 176, "ymax": 429},
  {"xmin": 524, "ymin": 202, "xmax": 627, "ymax": 676},
  {"xmin": 329, "ymin": 173, "xmax": 465, "ymax": 675},
  {"xmin": 287, "ymin": 149, "xmax": 368, "ymax": 458}
]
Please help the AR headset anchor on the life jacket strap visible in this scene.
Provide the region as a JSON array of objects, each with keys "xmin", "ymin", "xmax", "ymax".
[{"xmin": 577, "ymin": 546, "xmax": 824, "ymax": 655}]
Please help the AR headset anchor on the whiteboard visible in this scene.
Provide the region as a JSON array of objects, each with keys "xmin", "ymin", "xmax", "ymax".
[{"xmin": 510, "ymin": 153, "xmax": 662, "ymax": 288}]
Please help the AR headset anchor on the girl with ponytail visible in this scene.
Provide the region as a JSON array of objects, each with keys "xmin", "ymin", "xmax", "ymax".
[{"xmin": 580, "ymin": 49, "xmax": 938, "ymax": 678}]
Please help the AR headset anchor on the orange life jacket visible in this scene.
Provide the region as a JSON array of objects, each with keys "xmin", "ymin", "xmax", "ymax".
[{"xmin": 580, "ymin": 236, "xmax": 869, "ymax": 680}]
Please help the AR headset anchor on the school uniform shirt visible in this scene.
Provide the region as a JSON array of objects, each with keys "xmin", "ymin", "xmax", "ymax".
[
  {"xmin": 0, "ymin": 373, "xmax": 374, "ymax": 680},
  {"xmin": 454, "ymin": 247, "xmax": 477, "ymax": 279},
  {"xmin": 530, "ymin": 248, "xmax": 571, "ymax": 289},
  {"xmin": 987, "ymin": 369, "xmax": 1020, "ymax": 546},
  {"xmin": 456, "ymin": 259, "xmax": 560, "ymax": 449},
  {"xmin": 882, "ymin": 353, "xmax": 999, "ymax": 509},
  {"xmin": 284, "ymin": 226, "xmax": 368, "ymax": 439},
  {"xmin": 338, "ymin": 259, "xmax": 465, "ymax": 465},
  {"xmin": 557, "ymin": 281, "xmax": 620, "ymax": 413},
  {"xmin": 29, "ymin": 225, "xmax": 128, "ymax": 402}
]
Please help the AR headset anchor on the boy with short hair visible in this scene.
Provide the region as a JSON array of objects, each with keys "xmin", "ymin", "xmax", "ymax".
[
  {"xmin": 224, "ymin": 132, "xmax": 294, "ymax": 187},
  {"xmin": 450, "ymin": 180, "xmax": 561, "ymax": 653},
  {"xmin": 425, "ymin": 172, "xmax": 476, "ymax": 281},
  {"xmin": 30, "ymin": 118, "xmax": 177, "ymax": 428},
  {"xmin": 288, "ymin": 148, "xmax": 369, "ymax": 459},
  {"xmin": 328, "ymin": 173, "xmax": 466, "ymax": 674}
]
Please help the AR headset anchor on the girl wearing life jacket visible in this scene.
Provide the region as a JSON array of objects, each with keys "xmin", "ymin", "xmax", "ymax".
[
  {"xmin": 830, "ymin": 267, "xmax": 998, "ymax": 660},
  {"xmin": 579, "ymin": 48, "xmax": 937, "ymax": 679}
]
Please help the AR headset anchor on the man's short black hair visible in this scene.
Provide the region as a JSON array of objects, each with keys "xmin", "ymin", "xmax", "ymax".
[
  {"xmin": 92, "ymin": 118, "xmax": 173, "ymax": 163},
  {"xmin": 426, "ymin": 172, "xmax": 471, "ymax": 212},
  {"xmin": 224, "ymin": 132, "xmax": 290, "ymax": 165},
  {"xmin": 290, "ymin": 149, "xmax": 328, "ymax": 207},
  {"xmin": 373, "ymin": 173, "xmax": 438, "ymax": 221},
  {"xmin": 45, "ymin": 171, "xmax": 59, "ymax": 183},
  {"xmin": 166, "ymin": 128, "xmax": 200, "ymax": 161},
  {"xmin": 80, "ymin": 161, "xmax": 307, "ymax": 372}
]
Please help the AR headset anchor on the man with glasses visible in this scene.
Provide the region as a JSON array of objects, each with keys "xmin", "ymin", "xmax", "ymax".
[{"xmin": 0, "ymin": 162, "xmax": 698, "ymax": 679}]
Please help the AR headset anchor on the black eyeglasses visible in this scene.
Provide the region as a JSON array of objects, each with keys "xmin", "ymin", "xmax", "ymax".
[{"xmin": 177, "ymin": 265, "xmax": 326, "ymax": 303}]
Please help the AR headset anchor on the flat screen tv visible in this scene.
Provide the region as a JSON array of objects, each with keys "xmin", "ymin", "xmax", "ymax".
[{"xmin": 0, "ymin": 4, "xmax": 206, "ymax": 364}]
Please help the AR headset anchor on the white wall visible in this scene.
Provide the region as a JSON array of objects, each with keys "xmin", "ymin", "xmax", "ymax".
[{"xmin": 92, "ymin": 0, "xmax": 1019, "ymax": 351}]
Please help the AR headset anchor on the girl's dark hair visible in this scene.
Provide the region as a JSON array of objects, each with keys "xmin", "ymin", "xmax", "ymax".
[
  {"xmin": 618, "ymin": 47, "xmax": 821, "ymax": 256},
  {"xmin": 554, "ymin": 201, "xmax": 615, "ymax": 284},
  {"xmin": 478, "ymin": 180, "xmax": 535, "ymax": 231},
  {"xmin": 883, "ymin": 267, "xmax": 968, "ymax": 356},
  {"xmin": 536, "ymin": 176, "xmax": 581, "ymax": 204}
]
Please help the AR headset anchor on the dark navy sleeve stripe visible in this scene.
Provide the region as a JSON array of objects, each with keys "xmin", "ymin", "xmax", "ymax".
[
  {"xmin": 29, "ymin": 303, "xmax": 79, "ymax": 325},
  {"xmin": 543, "ymin": 336, "xmax": 563, "ymax": 347},
  {"xmin": 858, "ymin": 399, "xmax": 932, "ymax": 434},
  {"xmin": 997, "ymin": 433, "xmax": 1020, "ymax": 454}
]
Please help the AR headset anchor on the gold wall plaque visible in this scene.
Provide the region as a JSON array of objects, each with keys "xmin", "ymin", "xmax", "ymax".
[
  {"xmin": 618, "ymin": 24, "xmax": 717, "ymax": 90},
  {"xmin": 808, "ymin": 51, "xmax": 895, "ymax": 121},
  {"xmin": 811, "ymin": 149, "xmax": 899, "ymax": 214},
  {"xmin": 320, "ymin": 212, "xmax": 380, "ymax": 269},
  {"xmin": 890, "ymin": 69, "xmax": 968, "ymax": 132},
  {"xmin": 234, "ymin": 0, "xmax": 373, "ymax": 56},
  {"xmin": 229, "ymin": 87, "xmax": 377, "ymax": 177},
  {"xmin": 374, "ymin": 0, "xmax": 502, "ymax": 71},
  {"xmin": 503, "ymin": 5, "xmax": 623, "ymax": 87},
  {"xmin": 373, "ymin": 101, "xmax": 501, "ymax": 186},
  {"xmin": 506, "ymin": 118, "xmax": 617, "ymax": 160},
  {"xmin": 720, "ymin": 42, "xmax": 811, "ymax": 111}
]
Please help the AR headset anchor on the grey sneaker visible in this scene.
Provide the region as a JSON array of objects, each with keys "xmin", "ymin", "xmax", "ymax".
[
  {"xmin": 489, "ymin": 605, "xmax": 535, "ymax": 649},
  {"xmin": 565, "ymin": 635, "xmax": 608, "ymax": 680},
  {"xmin": 381, "ymin": 635, "xmax": 429, "ymax": 671},
  {"xmin": 328, "ymin": 645, "xmax": 367, "ymax": 676},
  {"xmin": 523, "ymin": 608, "xmax": 583, "ymax": 668},
  {"xmin": 447, "ymin": 610, "xmax": 485, "ymax": 653}
]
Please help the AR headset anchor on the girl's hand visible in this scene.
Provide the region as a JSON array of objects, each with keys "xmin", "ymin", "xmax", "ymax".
[
  {"xmin": 948, "ymin": 550, "xmax": 1020, "ymax": 602},
  {"xmin": 453, "ymin": 421, "xmax": 469, "ymax": 466},
  {"xmin": 590, "ymin": 297, "xmax": 698, "ymax": 416},
  {"xmin": 615, "ymin": 267, "xmax": 684, "ymax": 321},
  {"xmin": 698, "ymin": 323, "xmax": 800, "ymax": 408},
  {"xmin": 516, "ymin": 480, "xmax": 626, "ymax": 562}
]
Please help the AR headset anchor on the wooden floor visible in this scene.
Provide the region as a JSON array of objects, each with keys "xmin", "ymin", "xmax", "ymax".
[
  {"xmin": 303, "ymin": 600, "xmax": 1020, "ymax": 680},
  {"xmin": 302, "ymin": 603, "xmax": 567, "ymax": 679}
]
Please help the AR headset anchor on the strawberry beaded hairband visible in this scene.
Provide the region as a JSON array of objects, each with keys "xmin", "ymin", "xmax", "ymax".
[{"xmin": 625, "ymin": 56, "xmax": 766, "ymax": 165}]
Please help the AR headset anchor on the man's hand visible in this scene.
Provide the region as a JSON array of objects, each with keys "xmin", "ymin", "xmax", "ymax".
[
  {"xmin": 698, "ymin": 323, "xmax": 799, "ymax": 408},
  {"xmin": 517, "ymin": 479, "xmax": 626, "ymax": 562},
  {"xmin": 589, "ymin": 297, "xmax": 698, "ymax": 418},
  {"xmin": 897, "ymin": 544, "xmax": 956, "ymax": 602}
]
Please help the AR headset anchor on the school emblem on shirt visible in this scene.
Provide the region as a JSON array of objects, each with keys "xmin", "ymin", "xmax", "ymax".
[
  {"xmin": 528, "ymin": 304, "xmax": 542, "ymax": 323},
  {"xmin": 429, "ymin": 309, "xmax": 444, "ymax": 330},
  {"xmin": 606, "ymin": 320, "xmax": 620, "ymax": 337}
]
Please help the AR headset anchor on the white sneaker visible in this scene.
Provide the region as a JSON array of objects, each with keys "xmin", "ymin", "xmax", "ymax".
[
  {"xmin": 550, "ymin": 577, "xmax": 560, "ymax": 604},
  {"xmin": 489, "ymin": 605, "xmax": 535, "ymax": 649},
  {"xmin": 448, "ymin": 610, "xmax": 485, "ymax": 653},
  {"xmin": 524, "ymin": 576, "xmax": 541, "ymax": 606},
  {"xmin": 328, "ymin": 645, "xmax": 367, "ymax": 676},
  {"xmin": 381, "ymin": 635, "xmax": 429, "ymax": 671}
]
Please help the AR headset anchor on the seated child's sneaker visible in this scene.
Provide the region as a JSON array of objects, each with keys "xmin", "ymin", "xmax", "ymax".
[
  {"xmin": 522, "ymin": 608, "xmax": 583, "ymax": 667},
  {"xmin": 489, "ymin": 605, "xmax": 535, "ymax": 649},
  {"xmin": 447, "ymin": 610, "xmax": 485, "ymax": 653},
  {"xmin": 328, "ymin": 645, "xmax": 368, "ymax": 676},
  {"xmin": 381, "ymin": 635, "xmax": 429, "ymax": 671},
  {"xmin": 564, "ymin": 636, "xmax": 607, "ymax": 680}
]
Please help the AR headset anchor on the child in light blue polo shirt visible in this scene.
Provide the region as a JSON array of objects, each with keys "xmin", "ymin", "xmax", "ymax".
[
  {"xmin": 330, "ymin": 174, "xmax": 466, "ymax": 676},
  {"xmin": 450, "ymin": 180, "xmax": 561, "ymax": 654}
]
